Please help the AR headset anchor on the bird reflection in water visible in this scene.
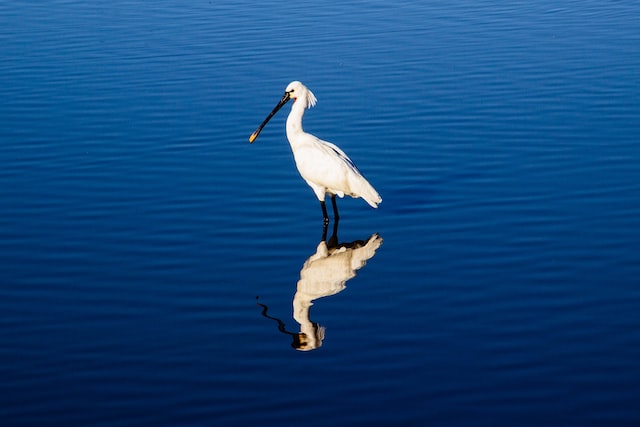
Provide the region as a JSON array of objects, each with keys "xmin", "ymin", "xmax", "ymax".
[{"xmin": 257, "ymin": 221, "xmax": 383, "ymax": 351}]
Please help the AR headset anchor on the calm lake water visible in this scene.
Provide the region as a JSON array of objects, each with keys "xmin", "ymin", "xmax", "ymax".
[{"xmin": 1, "ymin": 1, "xmax": 639, "ymax": 426}]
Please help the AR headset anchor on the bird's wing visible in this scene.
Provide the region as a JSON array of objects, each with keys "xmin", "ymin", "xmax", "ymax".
[
  {"xmin": 317, "ymin": 139, "xmax": 363, "ymax": 175},
  {"xmin": 313, "ymin": 138, "xmax": 381, "ymax": 206},
  {"xmin": 292, "ymin": 134, "xmax": 373, "ymax": 199}
]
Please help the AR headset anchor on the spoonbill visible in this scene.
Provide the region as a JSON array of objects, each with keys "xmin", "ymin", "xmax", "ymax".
[{"xmin": 249, "ymin": 81, "xmax": 381, "ymax": 223}]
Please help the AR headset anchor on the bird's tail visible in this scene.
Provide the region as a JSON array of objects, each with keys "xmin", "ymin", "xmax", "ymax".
[{"xmin": 358, "ymin": 179, "xmax": 382, "ymax": 208}]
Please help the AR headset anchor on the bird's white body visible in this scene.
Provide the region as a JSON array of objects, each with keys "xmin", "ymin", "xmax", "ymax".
[
  {"xmin": 250, "ymin": 81, "xmax": 381, "ymax": 220},
  {"xmin": 284, "ymin": 82, "xmax": 382, "ymax": 208}
]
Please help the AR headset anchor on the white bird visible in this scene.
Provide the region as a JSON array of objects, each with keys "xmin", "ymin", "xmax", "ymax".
[{"xmin": 249, "ymin": 81, "xmax": 382, "ymax": 223}]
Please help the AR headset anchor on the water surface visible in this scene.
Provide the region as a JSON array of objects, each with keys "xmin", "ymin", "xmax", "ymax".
[{"xmin": 1, "ymin": 1, "xmax": 639, "ymax": 426}]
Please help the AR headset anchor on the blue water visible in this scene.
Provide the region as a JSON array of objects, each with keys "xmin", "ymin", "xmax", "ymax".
[{"xmin": 1, "ymin": 1, "xmax": 639, "ymax": 425}]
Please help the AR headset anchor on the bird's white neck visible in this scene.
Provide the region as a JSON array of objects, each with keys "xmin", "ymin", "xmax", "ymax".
[{"xmin": 285, "ymin": 97, "xmax": 308, "ymax": 144}]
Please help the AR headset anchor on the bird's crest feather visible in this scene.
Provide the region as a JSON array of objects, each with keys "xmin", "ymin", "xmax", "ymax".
[{"xmin": 306, "ymin": 88, "xmax": 317, "ymax": 109}]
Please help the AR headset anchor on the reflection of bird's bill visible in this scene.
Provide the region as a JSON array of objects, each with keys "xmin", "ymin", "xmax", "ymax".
[{"xmin": 249, "ymin": 91, "xmax": 291, "ymax": 143}]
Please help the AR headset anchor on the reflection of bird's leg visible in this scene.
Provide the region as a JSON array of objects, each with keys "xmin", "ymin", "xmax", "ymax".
[
  {"xmin": 320, "ymin": 219, "xmax": 329, "ymax": 243},
  {"xmin": 328, "ymin": 215, "xmax": 339, "ymax": 248},
  {"xmin": 331, "ymin": 195, "xmax": 340, "ymax": 221},
  {"xmin": 320, "ymin": 200, "xmax": 330, "ymax": 224}
]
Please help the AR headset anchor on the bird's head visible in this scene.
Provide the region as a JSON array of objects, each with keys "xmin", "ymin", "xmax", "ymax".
[
  {"xmin": 285, "ymin": 81, "xmax": 317, "ymax": 109},
  {"xmin": 249, "ymin": 81, "xmax": 317, "ymax": 143}
]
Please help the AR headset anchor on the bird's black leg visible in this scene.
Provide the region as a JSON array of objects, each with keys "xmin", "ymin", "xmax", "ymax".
[
  {"xmin": 320, "ymin": 200, "xmax": 330, "ymax": 224},
  {"xmin": 331, "ymin": 195, "xmax": 340, "ymax": 222}
]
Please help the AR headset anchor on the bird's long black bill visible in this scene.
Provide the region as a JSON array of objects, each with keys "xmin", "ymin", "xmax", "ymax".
[{"xmin": 249, "ymin": 92, "xmax": 291, "ymax": 143}]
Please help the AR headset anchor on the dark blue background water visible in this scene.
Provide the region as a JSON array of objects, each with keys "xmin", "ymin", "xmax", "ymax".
[{"xmin": 1, "ymin": 1, "xmax": 639, "ymax": 425}]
